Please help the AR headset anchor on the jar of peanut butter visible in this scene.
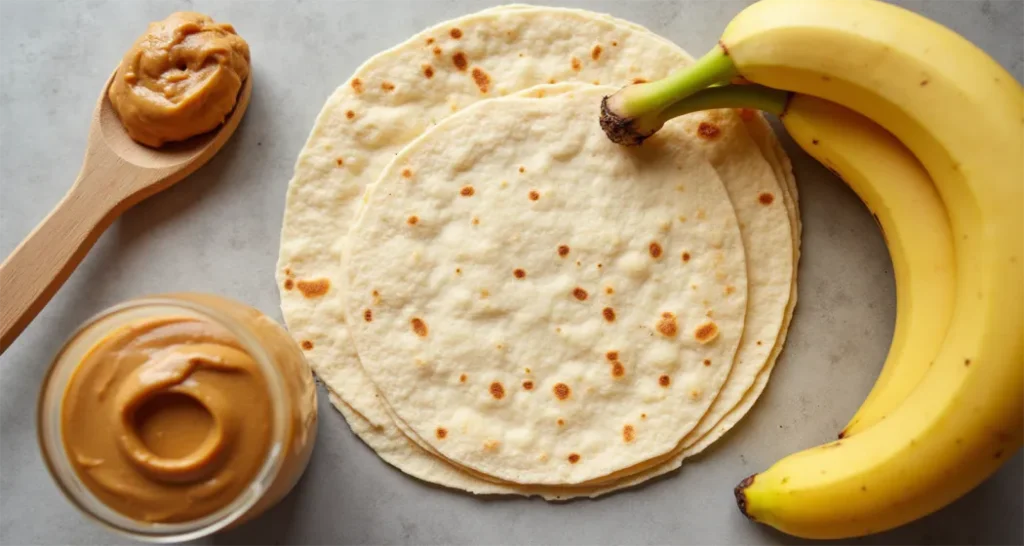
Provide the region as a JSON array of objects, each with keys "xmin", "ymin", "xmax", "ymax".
[{"xmin": 37, "ymin": 294, "xmax": 317, "ymax": 541}]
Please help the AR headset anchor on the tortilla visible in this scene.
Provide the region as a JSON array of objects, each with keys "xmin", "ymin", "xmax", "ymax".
[
  {"xmin": 342, "ymin": 84, "xmax": 747, "ymax": 485},
  {"xmin": 278, "ymin": 6, "xmax": 721, "ymax": 430},
  {"xmin": 278, "ymin": 5, "xmax": 799, "ymax": 495}
]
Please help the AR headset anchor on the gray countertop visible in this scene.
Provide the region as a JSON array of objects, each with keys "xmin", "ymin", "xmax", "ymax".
[{"xmin": 1, "ymin": 1, "xmax": 1021, "ymax": 544}]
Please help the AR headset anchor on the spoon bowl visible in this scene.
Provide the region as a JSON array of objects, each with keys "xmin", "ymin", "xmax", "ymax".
[{"xmin": 0, "ymin": 68, "xmax": 253, "ymax": 353}]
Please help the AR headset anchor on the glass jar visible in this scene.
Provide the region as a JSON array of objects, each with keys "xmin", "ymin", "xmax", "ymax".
[{"xmin": 37, "ymin": 293, "xmax": 318, "ymax": 542}]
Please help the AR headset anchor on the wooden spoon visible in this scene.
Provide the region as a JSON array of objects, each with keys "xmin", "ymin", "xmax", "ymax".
[{"xmin": 0, "ymin": 71, "xmax": 253, "ymax": 354}]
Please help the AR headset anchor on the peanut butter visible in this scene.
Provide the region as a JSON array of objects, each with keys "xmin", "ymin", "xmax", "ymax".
[
  {"xmin": 55, "ymin": 294, "xmax": 317, "ymax": 528},
  {"xmin": 108, "ymin": 12, "xmax": 250, "ymax": 147}
]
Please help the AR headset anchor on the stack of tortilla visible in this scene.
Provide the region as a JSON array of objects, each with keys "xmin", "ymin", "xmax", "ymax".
[{"xmin": 277, "ymin": 5, "xmax": 799, "ymax": 498}]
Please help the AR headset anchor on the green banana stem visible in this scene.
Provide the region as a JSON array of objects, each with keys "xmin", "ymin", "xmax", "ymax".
[
  {"xmin": 608, "ymin": 46, "xmax": 737, "ymax": 117},
  {"xmin": 600, "ymin": 46, "xmax": 794, "ymax": 146},
  {"xmin": 600, "ymin": 80, "xmax": 792, "ymax": 146},
  {"xmin": 659, "ymin": 84, "xmax": 791, "ymax": 119}
]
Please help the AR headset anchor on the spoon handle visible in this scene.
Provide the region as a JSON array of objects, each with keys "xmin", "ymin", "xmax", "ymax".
[{"xmin": 0, "ymin": 174, "xmax": 118, "ymax": 354}]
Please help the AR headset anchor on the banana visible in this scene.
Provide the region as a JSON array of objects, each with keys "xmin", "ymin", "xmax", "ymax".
[
  {"xmin": 782, "ymin": 97, "xmax": 956, "ymax": 440},
  {"xmin": 720, "ymin": 0, "xmax": 1023, "ymax": 538},
  {"xmin": 601, "ymin": 0, "xmax": 1023, "ymax": 538}
]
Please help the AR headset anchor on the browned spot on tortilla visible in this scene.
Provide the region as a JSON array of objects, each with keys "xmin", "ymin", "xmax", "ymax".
[
  {"xmin": 489, "ymin": 382, "xmax": 505, "ymax": 399},
  {"xmin": 682, "ymin": 251, "xmax": 691, "ymax": 262},
  {"xmin": 964, "ymin": 358, "xmax": 972, "ymax": 366},
  {"xmin": 483, "ymin": 439, "xmax": 500, "ymax": 451},
  {"xmin": 297, "ymin": 278, "xmax": 330, "ymax": 298},
  {"xmin": 528, "ymin": 190, "xmax": 540, "ymax": 201},
  {"xmin": 812, "ymin": 139, "xmax": 820, "ymax": 145},
  {"xmin": 472, "ymin": 217, "xmax": 480, "ymax": 225},
  {"xmin": 346, "ymin": 110, "xmax": 355, "ymax": 119},
  {"xmin": 558, "ymin": 245, "xmax": 570, "ymax": 257},
  {"xmin": 605, "ymin": 286, "xmax": 614, "ymax": 294},
  {"xmin": 459, "ymin": 374, "xmax": 467, "ymax": 383},
  {"xmin": 640, "ymin": 413, "xmax": 646, "ymax": 419},
  {"xmin": 557, "ymin": 418, "xmax": 565, "ymax": 426},
  {"xmin": 514, "ymin": 268, "xmax": 526, "ymax": 279},
  {"xmin": 433, "ymin": 46, "xmax": 442, "ymax": 56},
  {"xmin": 449, "ymin": 28, "xmax": 462, "ymax": 39},
  {"xmin": 697, "ymin": 122, "xmax": 721, "ymax": 139},
  {"xmin": 568, "ymin": 453, "xmax": 580, "ymax": 463},
  {"xmin": 283, "ymin": 279, "xmax": 294, "ymax": 290},
  {"xmin": 659, "ymin": 375, "xmax": 671, "ymax": 387},
  {"xmin": 411, "ymin": 317, "xmax": 428, "ymax": 337},
  {"xmin": 548, "ymin": 78, "xmax": 556, "ymax": 84},
  {"xmin": 553, "ymin": 383, "xmax": 571, "ymax": 400},
  {"xmin": 758, "ymin": 192, "xmax": 775, "ymax": 205},
  {"xmin": 460, "ymin": 185, "xmax": 475, "ymax": 196},
  {"xmin": 407, "ymin": 215, "xmax": 419, "ymax": 225},
  {"xmin": 725, "ymin": 285, "xmax": 736, "ymax": 295},
  {"xmin": 363, "ymin": 309, "xmax": 373, "ymax": 322},
  {"xmin": 703, "ymin": 359, "xmax": 712, "ymax": 366},
  {"xmin": 689, "ymin": 389, "xmax": 703, "ymax": 401},
  {"xmin": 455, "ymin": 268, "xmax": 462, "ymax": 275},
  {"xmin": 611, "ymin": 40, "xmax": 619, "ymax": 46},
  {"xmin": 920, "ymin": 79, "xmax": 929, "ymax": 86},
  {"xmin": 372, "ymin": 289, "xmax": 379, "ymax": 297},
  {"xmin": 471, "ymin": 67, "xmax": 491, "ymax": 93},
  {"xmin": 602, "ymin": 307, "xmax": 615, "ymax": 322},
  {"xmin": 422, "ymin": 64, "xmax": 434, "ymax": 79},
  {"xmin": 571, "ymin": 57, "xmax": 582, "ymax": 71},
  {"xmin": 522, "ymin": 381, "xmax": 534, "ymax": 390},
  {"xmin": 632, "ymin": 77, "xmax": 647, "ymax": 84},
  {"xmin": 426, "ymin": 37, "xmax": 435, "ymax": 45},
  {"xmin": 381, "ymin": 81, "xmax": 395, "ymax": 92},
  {"xmin": 756, "ymin": 340, "xmax": 763, "ymax": 346},
  {"xmin": 694, "ymin": 321, "xmax": 720, "ymax": 344},
  {"xmin": 335, "ymin": 158, "xmax": 344, "ymax": 166},
  {"xmin": 351, "ymin": 78, "xmax": 363, "ymax": 93},
  {"xmin": 452, "ymin": 51, "xmax": 468, "ymax": 71},
  {"xmin": 656, "ymin": 312, "xmax": 678, "ymax": 337},
  {"xmin": 402, "ymin": 168, "xmax": 413, "ymax": 179},
  {"xmin": 436, "ymin": 427, "xmax": 448, "ymax": 439},
  {"xmin": 518, "ymin": 166, "xmax": 526, "ymax": 173},
  {"xmin": 606, "ymin": 351, "xmax": 619, "ymax": 361},
  {"xmin": 301, "ymin": 340, "xmax": 313, "ymax": 350},
  {"xmin": 572, "ymin": 287, "xmax": 588, "ymax": 301},
  {"xmin": 284, "ymin": 267, "xmax": 293, "ymax": 276},
  {"xmin": 649, "ymin": 242, "xmax": 663, "ymax": 258},
  {"xmin": 622, "ymin": 425, "xmax": 635, "ymax": 443},
  {"xmin": 611, "ymin": 361, "xmax": 625, "ymax": 378},
  {"xmin": 591, "ymin": 45, "xmax": 603, "ymax": 60}
]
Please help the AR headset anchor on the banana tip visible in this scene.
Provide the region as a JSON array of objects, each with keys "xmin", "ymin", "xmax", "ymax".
[
  {"xmin": 734, "ymin": 473, "xmax": 757, "ymax": 520},
  {"xmin": 599, "ymin": 95, "xmax": 649, "ymax": 146}
]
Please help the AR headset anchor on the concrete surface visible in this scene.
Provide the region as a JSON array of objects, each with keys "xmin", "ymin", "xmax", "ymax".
[{"xmin": 1, "ymin": 1, "xmax": 1021, "ymax": 544}]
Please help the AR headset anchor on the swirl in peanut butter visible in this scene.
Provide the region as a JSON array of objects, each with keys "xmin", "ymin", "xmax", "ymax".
[{"xmin": 61, "ymin": 317, "xmax": 272, "ymax": 523}]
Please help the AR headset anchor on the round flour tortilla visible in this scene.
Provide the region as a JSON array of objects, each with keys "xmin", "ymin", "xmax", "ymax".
[
  {"xmin": 343, "ymin": 84, "xmax": 748, "ymax": 485},
  {"xmin": 278, "ymin": 6, "xmax": 723, "ymax": 430},
  {"xmin": 278, "ymin": 5, "xmax": 799, "ymax": 495},
  {"xmin": 326, "ymin": 103, "xmax": 799, "ymax": 499}
]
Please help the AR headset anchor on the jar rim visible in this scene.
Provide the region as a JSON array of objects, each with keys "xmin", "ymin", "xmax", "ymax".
[{"xmin": 37, "ymin": 294, "xmax": 291, "ymax": 543}]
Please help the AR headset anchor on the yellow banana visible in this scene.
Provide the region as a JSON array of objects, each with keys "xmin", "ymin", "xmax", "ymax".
[
  {"xmin": 787, "ymin": 98, "xmax": 956, "ymax": 440},
  {"xmin": 600, "ymin": 0, "xmax": 1023, "ymax": 538}
]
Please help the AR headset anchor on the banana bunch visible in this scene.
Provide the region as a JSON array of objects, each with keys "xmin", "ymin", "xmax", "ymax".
[{"xmin": 601, "ymin": 0, "xmax": 1022, "ymax": 538}]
